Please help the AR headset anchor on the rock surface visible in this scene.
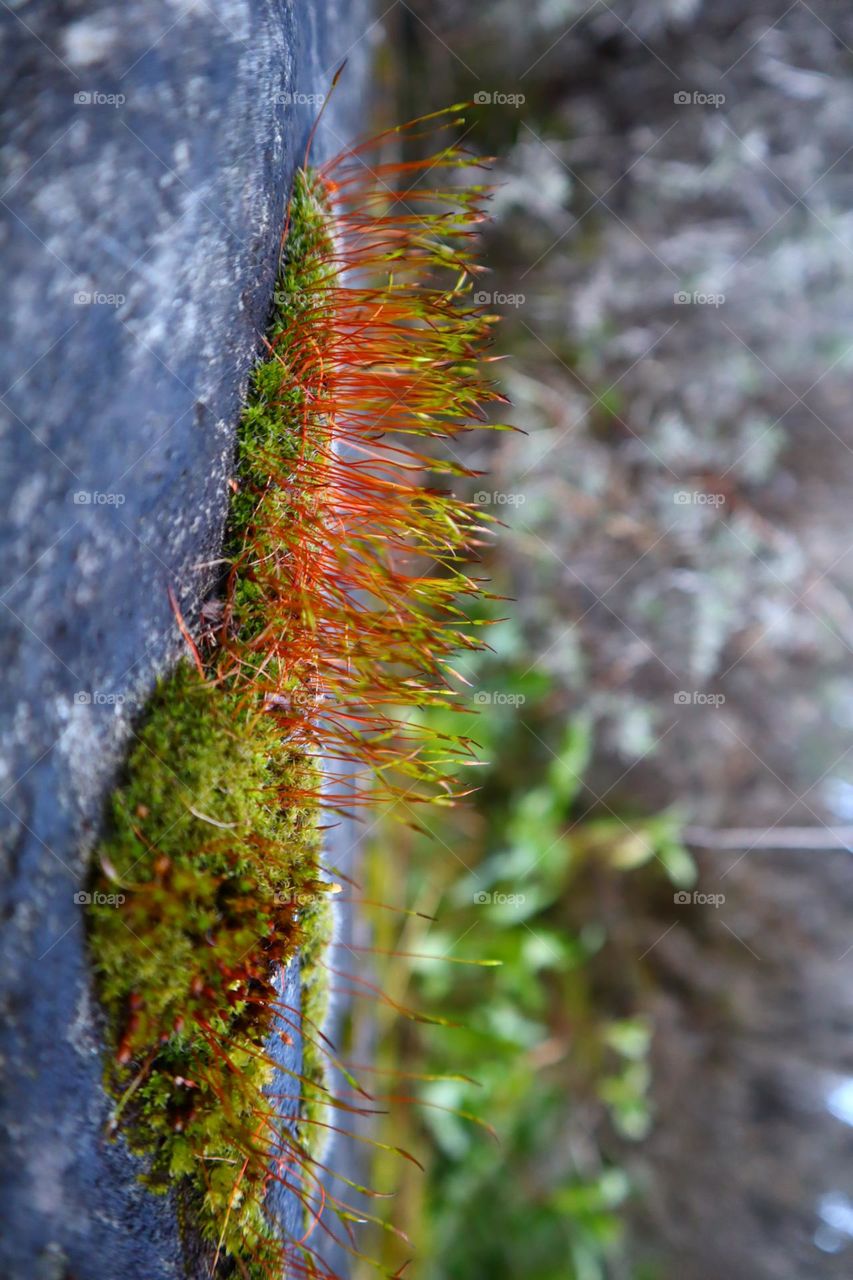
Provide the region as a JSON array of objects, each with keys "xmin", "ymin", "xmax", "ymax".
[{"xmin": 0, "ymin": 2, "xmax": 371, "ymax": 1275}]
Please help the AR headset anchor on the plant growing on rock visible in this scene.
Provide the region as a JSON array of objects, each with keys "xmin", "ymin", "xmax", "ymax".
[{"xmin": 86, "ymin": 104, "xmax": 505, "ymax": 1278}]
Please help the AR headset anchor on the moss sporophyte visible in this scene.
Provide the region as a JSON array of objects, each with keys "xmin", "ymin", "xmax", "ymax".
[{"xmin": 86, "ymin": 107, "xmax": 506, "ymax": 1277}]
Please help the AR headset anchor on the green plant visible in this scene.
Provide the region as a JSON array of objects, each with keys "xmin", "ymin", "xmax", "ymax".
[
  {"xmin": 86, "ymin": 105, "xmax": 504, "ymax": 1277},
  {"xmin": 359, "ymin": 659, "xmax": 693, "ymax": 1280}
]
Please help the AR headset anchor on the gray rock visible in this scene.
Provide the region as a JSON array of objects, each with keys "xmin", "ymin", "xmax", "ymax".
[{"xmin": 0, "ymin": 1, "xmax": 371, "ymax": 1275}]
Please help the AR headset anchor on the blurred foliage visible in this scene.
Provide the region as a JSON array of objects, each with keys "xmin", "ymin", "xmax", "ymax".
[
  {"xmin": 386, "ymin": 0, "xmax": 853, "ymax": 813},
  {"xmin": 358, "ymin": 627, "xmax": 693, "ymax": 1279},
  {"xmin": 354, "ymin": 3, "xmax": 853, "ymax": 1278}
]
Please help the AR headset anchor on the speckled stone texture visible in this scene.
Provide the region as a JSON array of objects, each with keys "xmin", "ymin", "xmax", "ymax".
[{"xmin": 0, "ymin": 1, "xmax": 371, "ymax": 1275}]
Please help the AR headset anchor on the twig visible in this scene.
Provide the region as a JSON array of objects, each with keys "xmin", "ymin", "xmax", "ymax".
[{"xmin": 684, "ymin": 825, "xmax": 853, "ymax": 851}]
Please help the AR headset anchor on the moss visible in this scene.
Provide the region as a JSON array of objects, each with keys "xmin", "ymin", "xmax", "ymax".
[
  {"xmin": 228, "ymin": 172, "xmax": 334, "ymax": 575},
  {"xmin": 93, "ymin": 667, "xmax": 319, "ymax": 1041},
  {"xmin": 87, "ymin": 170, "xmax": 338, "ymax": 1277},
  {"xmin": 86, "ymin": 123, "xmax": 496, "ymax": 1269},
  {"xmin": 89, "ymin": 664, "xmax": 331, "ymax": 1267}
]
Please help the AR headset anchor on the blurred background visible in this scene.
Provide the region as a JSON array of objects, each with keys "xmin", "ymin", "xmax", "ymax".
[{"xmin": 339, "ymin": 3, "xmax": 853, "ymax": 1277}]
